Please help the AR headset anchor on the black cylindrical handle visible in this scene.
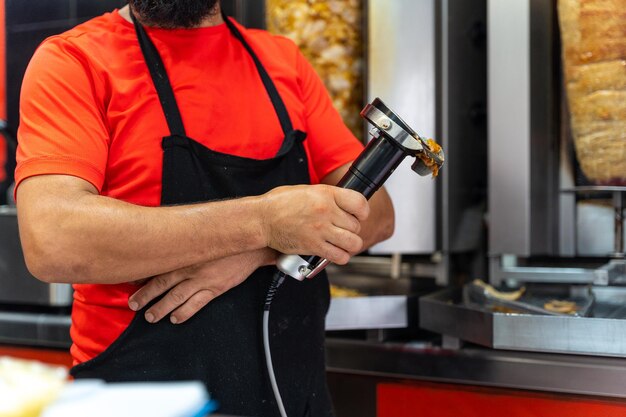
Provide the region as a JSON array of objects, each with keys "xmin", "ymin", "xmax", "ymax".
[
  {"xmin": 337, "ymin": 135, "xmax": 406, "ymax": 199},
  {"xmin": 301, "ymin": 135, "xmax": 407, "ymax": 267}
]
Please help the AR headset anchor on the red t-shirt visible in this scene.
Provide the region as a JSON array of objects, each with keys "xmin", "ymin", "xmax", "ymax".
[{"xmin": 16, "ymin": 10, "xmax": 363, "ymax": 364}]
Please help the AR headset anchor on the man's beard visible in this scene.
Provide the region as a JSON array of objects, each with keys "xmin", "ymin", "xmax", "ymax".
[{"xmin": 129, "ymin": 0, "xmax": 220, "ymax": 29}]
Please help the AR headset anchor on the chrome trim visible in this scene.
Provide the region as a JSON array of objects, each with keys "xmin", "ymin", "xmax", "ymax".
[{"xmin": 276, "ymin": 254, "xmax": 309, "ymax": 281}]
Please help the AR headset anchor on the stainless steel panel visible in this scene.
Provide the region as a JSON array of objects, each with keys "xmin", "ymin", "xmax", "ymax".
[
  {"xmin": 488, "ymin": 0, "xmax": 531, "ymax": 255},
  {"xmin": 494, "ymin": 265, "xmax": 597, "ymax": 285},
  {"xmin": 488, "ymin": 0, "xmax": 560, "ymax": 256},
  {"xmin": 368, "ymin": 0, "xmax": 436, "ymax": 254},
  {"xmin": 421, "ymin": 288, "xmax": 626, "ymax": 357},
  {"xmin": 419, "ymin": 288, "xmax": 493, "ymax": 346},
  {"xmin": 493, "ymin": 314, "xmax": 626, "ymax": 356},
  {"xmin": 559, "ymin": 114, "xmax": 577, "ymax": 256},
  {"xmin": 437, "ymin": 0, "xmax": 488, "ymax": 283},
  {"xmin": 577, "ymin": 200, "xmax": 626, "ymax": 256},
  {"xmin": 0, "ymin": 311, "xmax": 71, "ymax": 348},
  {"xmin": 528, "ymin": 0, "xmax": 560, "ymax": 254},
  {"xmin": 0, "ymin": 207, "xmax": 73, "ymax": 306},
  {"xmin": 326, "ymin": 339, "xmax": 626, "ymax": 399},
  {"xmin": 326, "ymin": 272, "xmax": 412, "ymax": 330},
  {"xmin": 326, "ymin": 296, "xmax": 408, "ymax": 331}
]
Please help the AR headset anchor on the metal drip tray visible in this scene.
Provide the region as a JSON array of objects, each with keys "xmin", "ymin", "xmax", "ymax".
[
  {"xmin": 420, "ymin": 287, "xmax": 626, "ymax": 357},
  {"xmin": 325, "ymin": 273, "xmax": 414, "ymax": 331}
]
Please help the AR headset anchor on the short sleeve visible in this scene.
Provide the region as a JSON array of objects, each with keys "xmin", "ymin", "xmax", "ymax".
[
  {"xmin": 15, "ymin": 37, "xmax": 109, "ymax": 193},
  {"xmin": 296, "ymin": 50, "xmax": 363, "ymax": 181}
]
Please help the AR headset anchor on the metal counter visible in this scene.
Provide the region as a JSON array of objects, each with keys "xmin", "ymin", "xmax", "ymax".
[
  {"xmin": 0, "ymin": 310, "xmax": 71, "ymax": 348},
  {"xmin": 4, "ymin": 310, "xmax": 626, "ymax": 399},
  {"xmin": 325, "ymin": 338, "xmax": 626, "ymax": 399}
]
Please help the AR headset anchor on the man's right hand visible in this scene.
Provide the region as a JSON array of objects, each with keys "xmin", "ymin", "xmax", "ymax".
[{"xmin": 259, "ymin": 184, "xmax": 369, "ymax": 265}]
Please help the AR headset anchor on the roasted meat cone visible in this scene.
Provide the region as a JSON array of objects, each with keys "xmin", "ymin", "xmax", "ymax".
[{"xmin": 558, "ymin": 0, "xmax": 626, "ymax": 184}]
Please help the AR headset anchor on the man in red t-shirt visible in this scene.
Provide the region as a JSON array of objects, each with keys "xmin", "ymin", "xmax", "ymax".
[{"xmin": 16, "ymin": 1, "xmax": 393, "ymax": 415}]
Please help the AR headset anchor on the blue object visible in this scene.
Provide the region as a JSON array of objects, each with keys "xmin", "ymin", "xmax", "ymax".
[{"xmin": 188, "ymin": 400, "xmax": 219, "ymax": 417}]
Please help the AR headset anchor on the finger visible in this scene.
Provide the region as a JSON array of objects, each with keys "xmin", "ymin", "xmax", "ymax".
[
  {"xmin": 325, "ymin": 227, "xmax": 363, "ymax": 256},
  {"xmin": 143, "ymin": 278, "xmax": 201, "ymax": 323},
  {"xmin": 333, "ymin": 189, "xmax": 370, "ymax": 222},
  {"xmin": 319, "ymin": 242, "xmax": 352, "ymax": 265},
  {"xmin": 128, "ymin": 271, "xmax": 184, "ymax": 312},
  {"xmin": 169, "ymin": 289, "xmax": 218, "ymax": 324},
  {"xmin": 332, "ymin": 211, "xmax": 361, "ymax": 235}
]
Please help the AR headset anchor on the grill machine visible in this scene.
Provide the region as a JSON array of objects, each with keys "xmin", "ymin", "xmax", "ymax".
[{"xmin": 421, "ymin": 0, "xmax": 626, "ymax": 357}]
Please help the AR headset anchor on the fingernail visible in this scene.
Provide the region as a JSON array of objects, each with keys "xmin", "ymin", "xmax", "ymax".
[
  {"xmin": 170, "ymin": 316, "xmax": 178, "ymax": 324},
  {"xmin": 129, "ymin": 301, "xmax": 139, "ymax": 311},
  {"xmin": 145, "ymin": 312, "xmax": 155, "ymax": 323}
]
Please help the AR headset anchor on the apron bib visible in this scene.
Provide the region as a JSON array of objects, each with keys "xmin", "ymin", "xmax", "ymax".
[{"xmin": 71, "ymin": 12, "xmax": 333, "ymax": 417}]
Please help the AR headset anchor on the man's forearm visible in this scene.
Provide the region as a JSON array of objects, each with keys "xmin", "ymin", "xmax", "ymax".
[
  {"xmin": 17, "ymin": 174, "xmax": 369, "ymax": 284},
  {"xmin": 17, "ymin": 176, "xmax": 267, "ymax": 284}
]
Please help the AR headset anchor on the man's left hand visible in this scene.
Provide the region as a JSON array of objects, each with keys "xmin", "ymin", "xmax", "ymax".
[{"xmin": 128, "ymin": 249, "xmax": 276, "ymax": 324}]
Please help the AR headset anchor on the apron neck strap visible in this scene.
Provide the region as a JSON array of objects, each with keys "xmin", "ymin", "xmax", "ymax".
[
  {"xmin": 131, "ymin": 9, "xmax": 295, "ymax": 139},
  {"xmin": 131, "ymin": 11, "xmax": 187, "ymax": 137},
  {"xmin": 221, "ymin": 12, "xmax": 294, "ymax": 135}
]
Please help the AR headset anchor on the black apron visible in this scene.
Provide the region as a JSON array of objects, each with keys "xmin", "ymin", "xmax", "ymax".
[{"xmin": 71, "ymin": 13, "xmax": 333, "ymax": 417}]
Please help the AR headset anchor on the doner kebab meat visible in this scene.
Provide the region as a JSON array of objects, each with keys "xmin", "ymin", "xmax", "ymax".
[{"xmin": 558, "ymin": 0, "xmax": 626, "ymax": 185}]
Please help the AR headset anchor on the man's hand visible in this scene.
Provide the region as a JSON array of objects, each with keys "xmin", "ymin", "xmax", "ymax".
[
  {"xmin": 321, "ymin": 164, "xmax": 394, "ymax": 250},
  {"xmin": 261, "ymin": 184, "xmax": 369, "ymax": 265},
  {"xmin": 128, "ymin": 248, "xmax": 276, "ymax": 324}
]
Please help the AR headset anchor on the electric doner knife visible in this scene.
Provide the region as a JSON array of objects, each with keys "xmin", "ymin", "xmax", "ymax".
[{"xmin": 276, "ymin": 97, "xmax": 445, "ymax": 281}]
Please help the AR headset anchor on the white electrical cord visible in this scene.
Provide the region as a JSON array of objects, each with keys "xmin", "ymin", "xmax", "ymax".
[
  {"xmin": 263, "ymin": 310, "xmax": 288, "ymax": 417},
  {"xmin": 263, "ymin": 271, "xmax": 288, "ymax": 417}
]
